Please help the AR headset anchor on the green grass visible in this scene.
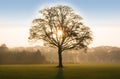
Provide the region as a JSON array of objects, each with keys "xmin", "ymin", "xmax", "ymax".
[{"xmin": 0, "ymin": 64, "xmax": 120, "ymax": 79}]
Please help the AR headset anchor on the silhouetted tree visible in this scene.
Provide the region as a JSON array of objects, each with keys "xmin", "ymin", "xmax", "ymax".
[{"xmin": 29, "ymin": 5, "xmax": 92, "ymax": 68}]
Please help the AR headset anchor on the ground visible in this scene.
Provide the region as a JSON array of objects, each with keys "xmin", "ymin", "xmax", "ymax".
[{"xmin": 0, "ymin": 64, "xmax": 120, "ymax": 79}]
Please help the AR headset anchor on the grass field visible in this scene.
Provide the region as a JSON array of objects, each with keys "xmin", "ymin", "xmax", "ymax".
[{"xmin": 0, "ymin": 64, "xmax": 120, "ymax": 79}]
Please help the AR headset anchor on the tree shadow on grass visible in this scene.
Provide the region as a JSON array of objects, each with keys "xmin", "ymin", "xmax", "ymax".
[{"xmin": 56, "ymin": 68, "xmax": 64, "ymax": 79}]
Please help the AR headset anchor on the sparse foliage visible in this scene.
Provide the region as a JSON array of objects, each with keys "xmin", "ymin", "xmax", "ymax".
[{"xmin": 29, "ymin": 5, "xmax": 92, "ymax": 68}]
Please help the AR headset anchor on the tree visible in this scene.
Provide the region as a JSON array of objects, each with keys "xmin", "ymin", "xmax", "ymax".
[{"xmin": 29, "ymin": 5, "xmax": 92, "ymax": 68}]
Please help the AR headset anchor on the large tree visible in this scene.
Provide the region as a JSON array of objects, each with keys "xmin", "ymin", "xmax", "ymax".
[{"xmin": 29, "ymin": 5, "xmax": 92, "ymax": 68}]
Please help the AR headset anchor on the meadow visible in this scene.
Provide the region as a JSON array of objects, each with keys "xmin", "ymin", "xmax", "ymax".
[{"xmin": 0, "ymin": 64, "xmax": 120, "ymax": 79}]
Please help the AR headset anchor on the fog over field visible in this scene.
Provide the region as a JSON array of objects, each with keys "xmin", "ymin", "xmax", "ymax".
[{"xmin": 0, "ymin": 44, "xmax": 120, "ymax": 64}]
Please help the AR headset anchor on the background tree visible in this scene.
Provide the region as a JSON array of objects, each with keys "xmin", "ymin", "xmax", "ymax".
[{"xmin": 29, "ymin": 5, "xmax": 92, "ymax": 68}]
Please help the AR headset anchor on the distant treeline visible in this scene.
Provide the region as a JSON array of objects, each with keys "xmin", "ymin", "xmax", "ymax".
[
  {"xmin": 0, "ymin": 44, "xmax": 47, "ymax": 64},
  {"xmin": 0, "ymin": 44, "xmax": 120, "ymax": 64}
]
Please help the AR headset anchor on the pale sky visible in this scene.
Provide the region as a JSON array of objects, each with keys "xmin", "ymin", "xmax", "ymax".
[{"xmin": 0, "ymin": 0, "xmax": 120, "ymax": 47}]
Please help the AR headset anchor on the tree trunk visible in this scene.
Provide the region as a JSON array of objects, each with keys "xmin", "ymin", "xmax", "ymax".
[{"xmin": 58, "ymin": 45, "xmax": 63, "ymax": 68}]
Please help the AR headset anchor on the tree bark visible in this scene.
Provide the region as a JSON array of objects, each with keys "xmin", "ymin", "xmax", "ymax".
[{"xmin": 58, "ymin": 45, "xmax": 63, "ymax": 68}]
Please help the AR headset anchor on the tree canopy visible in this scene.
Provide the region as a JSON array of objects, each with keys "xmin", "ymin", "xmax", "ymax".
[{"xmin": 29, "ymin": 5, "xmax": 92, "ymax": 51}]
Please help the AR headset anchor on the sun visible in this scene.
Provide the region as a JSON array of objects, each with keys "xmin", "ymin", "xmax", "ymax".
[
  {"xmin": 57, "ymin": 30, "xmax": 63, "ymax": 37},
  {"xmin": 52, "ymin": 30, "xmax": 63, "ymax": 40}
]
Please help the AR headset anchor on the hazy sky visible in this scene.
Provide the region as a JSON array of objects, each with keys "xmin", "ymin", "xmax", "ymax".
[{"xmin": 0, "ymin": 0, "xmax": 120, "ymax": 47}]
